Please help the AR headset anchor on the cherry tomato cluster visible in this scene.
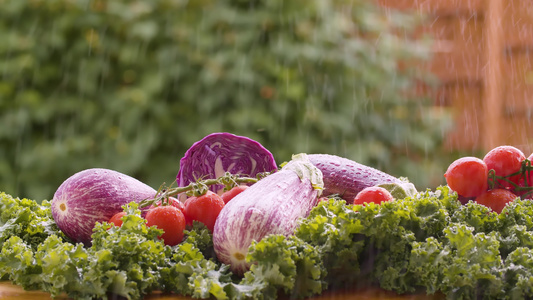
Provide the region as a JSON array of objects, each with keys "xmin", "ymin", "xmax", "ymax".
[
  {"xmin": 108, "ymin": 185, "xmax": 248, "ymax": 246},
  {"xmin": 444, "ymin": 145, "xmax": 533, "ymax": 213}
]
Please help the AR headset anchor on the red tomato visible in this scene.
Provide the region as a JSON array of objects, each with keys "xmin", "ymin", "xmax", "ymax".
[
  {"xmin": 108, "ymin": 211, "xmax": 127, "ymax": 227},
  {"xmin": 145, "ymin": 206, "xmax": 186, "ymax": 246},
  {"xmin": 444, "ymin": 156, "xmax": 489, "ymax": 198},
  {"xmin": 184, "ymin": 191, "xmax": 225, "ymax": 232},
  {"xmin": 183, "ymin": 196, "xmax": 196, "ymax": 226},
  {"xmin": 220, "ymin": 185, "xmax": 248, "ymax": 204},
  {"xmin": 483, "ymin": 146, "xmax": 526, "ymax": 189},
  {"xmin": 353, "ymin": 186, "xmax": 394, "ymax": 205},
  {"xmin": 474, "ymin": 188, "xmax": 518, "ymax": 214}
]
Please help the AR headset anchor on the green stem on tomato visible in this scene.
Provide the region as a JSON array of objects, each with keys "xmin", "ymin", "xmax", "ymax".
[{"xmin": 487, "ymin": 159, "xmax": 533, "ymax": 198}]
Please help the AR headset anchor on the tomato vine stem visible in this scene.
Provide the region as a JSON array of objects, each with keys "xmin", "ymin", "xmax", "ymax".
[
  {"xmin": 139, "ymin": 171, "xmax": 272, "ymax": 207},
  {"xmin": 487, "ymin": 159, "xmax": 533, "ymax": 198}
]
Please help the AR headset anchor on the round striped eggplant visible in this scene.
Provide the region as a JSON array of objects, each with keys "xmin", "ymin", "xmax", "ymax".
[
  {"xmin": 213, "ymin": 154, "xmax": 323, "ymax": 275},
  {"xmin": 51, "ymin": 168, "xmax": 156, "ymax": 246}
]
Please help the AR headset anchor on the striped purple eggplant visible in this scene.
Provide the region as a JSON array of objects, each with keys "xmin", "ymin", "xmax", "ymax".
[
  {"xmin": 212, "ymin": 154, "xmax": 323, "ymax": 275},
  {"xmin": 308, "ymin": 154, "xmax": 416, "ymax": 203},
  {"xmin": 51, "ymin": 168, "xmax": 156, "ymax": 245}
]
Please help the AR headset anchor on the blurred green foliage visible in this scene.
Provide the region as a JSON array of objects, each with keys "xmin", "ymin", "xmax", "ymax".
[{"xmin": 0, "ymin": 0, "xmax": 451, "ymax": 201}]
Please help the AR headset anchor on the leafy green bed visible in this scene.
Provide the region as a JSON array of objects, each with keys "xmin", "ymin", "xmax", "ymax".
[{"xmin": 1, "ymin": 187, "xmax": 533, "ymax": 299}]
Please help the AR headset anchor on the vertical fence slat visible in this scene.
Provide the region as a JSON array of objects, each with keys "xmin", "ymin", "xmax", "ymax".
[{"xmin": 482, "ymin": 0, "xmax": 505, "ymax": 150}]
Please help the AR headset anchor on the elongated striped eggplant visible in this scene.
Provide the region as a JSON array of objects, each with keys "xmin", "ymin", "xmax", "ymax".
[
  {"xmin": 212, "ymin": 154, "xmax": 323, "ymax": 274},
  {"xmin": 308, "ymin": 154, "xmax": 416, "ymax": 203}
]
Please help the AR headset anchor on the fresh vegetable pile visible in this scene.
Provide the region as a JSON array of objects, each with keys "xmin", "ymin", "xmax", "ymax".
[{"xmin": 2, "ymin": 133, "xmax": 533, "ymax": 300}]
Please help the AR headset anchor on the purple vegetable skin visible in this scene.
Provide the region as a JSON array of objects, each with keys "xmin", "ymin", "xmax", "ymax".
[
  {"xmin": 177, "ymin": 132, "xmax": 278, "ymax": 194},
  {"xmin": 308, "ymin": 154, "xmax": 416, "ymax": 203},
  {"xmin": 51, "ymin": 168, "xmax": 156, "ymax": 245},
  {"xmin": 213, "ymin": 154, "xmax": 323, "ymax": 275}
]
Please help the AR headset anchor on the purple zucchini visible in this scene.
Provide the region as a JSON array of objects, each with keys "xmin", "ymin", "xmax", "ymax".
[
  {"xmin": 51, "ymin": 168, "xmax": 156, "ymax": 245},
  {"xmin": 212, "ymin": 154, "xmax": 323, "ymax": 275},
  {"xmin": 307, "ymin": 154, "xmax": 416, "ymax": 203},
  {"xmin": 177, "ymin": 132, "xmax": 278, "ymax": 195}
]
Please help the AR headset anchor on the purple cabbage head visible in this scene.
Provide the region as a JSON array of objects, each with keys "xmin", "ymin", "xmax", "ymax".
[{"xmin": 177, "ymin": 132, "xmax": 278, "ymax": 194}]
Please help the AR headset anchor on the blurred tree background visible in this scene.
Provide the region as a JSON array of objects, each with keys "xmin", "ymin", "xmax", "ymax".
[{"xmin": 0, "ymin": 0, "xmax": 452, "ymax": 201}]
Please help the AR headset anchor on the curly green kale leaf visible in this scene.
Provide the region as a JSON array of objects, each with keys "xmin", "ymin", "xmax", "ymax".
[
  {"xmin": 163, "ymin": 233, "xmax": 327, "ymax": 300},
  {"xmin": 407, "ymin": 223, "xmax": 506, "ymax": 299},
  {"xmin": 84, "ymin": 203, "xmax": 171, "ymax": 299},
  {"xmin": 499, "ymin": 198, "xmax": 533, "ymax": 230},
  {"xmin": 34, "ymin": 234, "xmax": 92, "ymax": 298},
  {"xmin": 408, "ymin": 237, "xmax": 449, "ymax": 295},
  {"xmin": 396, "ymin": 187, "xmax": 461, "ymax": 238},
  {"xmin": 241, "ymin": 234, "xmax": 326, "ymax": 299},
  {"xmin": 296, "ymin": 198, "xmax": 367, "ymax": 289},
  {"xmin": 371, "ymin": 227, "xmax": 417, "ymax": 294},
  {"xmin": 369, "ymin": 189, "xmax": 455, "ymax": 293},
  {"xmin": 0, "ymin": 236, "xmax": 42, "ymax": 287},
  {"xmin": 296, "ymin": 188, "xmax": 460, "ymax": 292},
  {"xmin": 502, "ymin": 247, "xmax": 533, "ymax": 299},
  {"xmin": 160, "ymin": 221, "xmax": 237, "ymax": 300},
  {"xmin": 498, "ymin": 225, "xmax": 533, "ymax": 258},
  {"xmin": 1, "ymin": 202, "xmax": 173, "ymax": 300},
  {"xmin": 433, "ymin": 223, "xmax": 504, "ymax": 299},
  {"xmin": 168, "ymin": 253, "xmax": 232, "ymax": 299},
  {"xmin": 183, "ymin": 221, "xmax": 216, "ymax": 260},
  {"xmin": 451, "ymin": 200, "xmax": 501, "ymax": 234},
  {"xmin": 0, "ymin": 192, "xmax": 65, "ymax": 249}
]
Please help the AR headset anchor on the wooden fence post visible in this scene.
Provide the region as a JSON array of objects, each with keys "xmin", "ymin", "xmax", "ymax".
[{"xmin": 483, "ymin": 0, "xmax": 504, "ymax": 150}]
